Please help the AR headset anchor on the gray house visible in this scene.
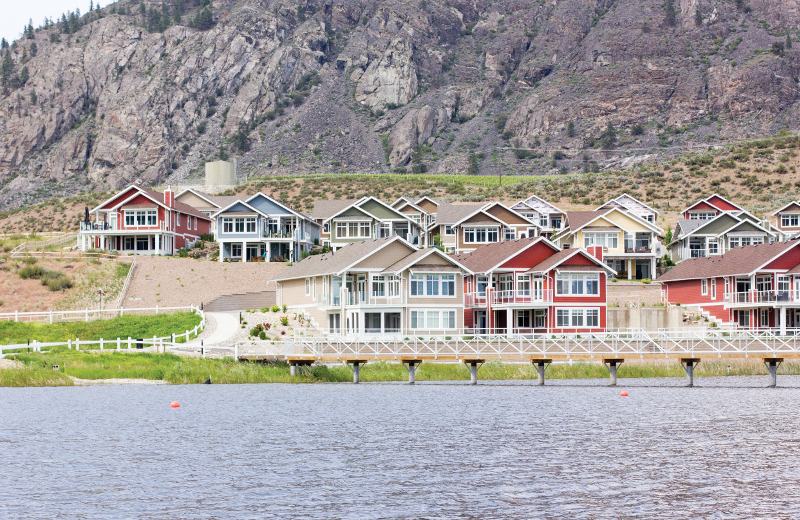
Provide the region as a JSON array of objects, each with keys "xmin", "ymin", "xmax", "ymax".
[{"xmin": 213, "ymin": 193, "xmax": 319, "ymax": 262}]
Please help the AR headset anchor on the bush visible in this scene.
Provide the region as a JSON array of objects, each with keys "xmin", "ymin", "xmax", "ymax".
[
  {"xmin": 271, "ymin": 305, "xmax": 280, "ymax": 313},
  {"xmin": 200, "ymin": 233, "xmax": 214, "ymax": 241},
  {"xmin": 177, "ymin": 248, "xmax": 190, "ymax": 258},
  {"xmin": 641, "ymin": 278, "xmax": 652, "ymax": 284},
  {"xmin": 250, "ymin": 327, "xmax": 260, "ymax": 337},
  {"xmin": 23, "ymin": 257, "xmax": 38, "ymax": 265},
  {"xmin": 40, "ymin": 270, "xmax": 73, "ymax": 291},
  {"xmin": 259, "ymin": 331, "xmax": 267, "ymax": 340},
  {"xmin": 280, "ymin": 316, "xmax": 289, "ymax": 326},
  {"xmin": 261, "ymin": 307, "xmax": 268, "ymax": 313},
  {"xmin": 19, "ymin": 265, "xmax": 46, "ymax": 279},
  {"xmin": 281, "ymin": 304, "xmax": 288, "ymax": 312}
]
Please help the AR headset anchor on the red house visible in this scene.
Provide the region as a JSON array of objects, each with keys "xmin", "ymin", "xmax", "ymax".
[
  {"xmin": 453, "ymin": 237, "xmax": 614, "ymax": 334},
  {"xmin": 656, "ymin": 240, "xmax": 800, "ymax": 333},
  {"xmin": 681, "ymin": 193, "xmax": 744, "ymax": 220},
  {"xmin": 80, "ymin": 185, "xmax": 212, "ymax": 255}
]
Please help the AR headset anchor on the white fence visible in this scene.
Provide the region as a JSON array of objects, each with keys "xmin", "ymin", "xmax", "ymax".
[
  {"xmin": 115, "ymin": 257, "xmax": 137, "ymax": 312},
  {"xmin": 0, "ymin": 306, "xmax": 205, "ymax": 358},
  {"xmin": 0, "ymin": 305, "xmax": 197, "ymax": 324},
  {"xmin": 10, "ymin": 232, "xmax": 78, "ymax": 255}
]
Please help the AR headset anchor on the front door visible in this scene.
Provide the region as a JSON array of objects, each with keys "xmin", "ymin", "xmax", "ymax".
[
  {"xmin": 110, "ymin": 214, "xmax": 117, "ymax": 231},
  {"xmin": 736, "ymin": 280, "xmax": 751, "ymax": 304},
  {"xmin": 532, "ymin": 277, "xmax": 543, "ymax": 301},
  {"xmin": 475, "ymin": 311, "xmax": 487, "ymax": 335},
  {"xmin": 357, "ymin": 276, "xmax": 367, "ymax": 304}
]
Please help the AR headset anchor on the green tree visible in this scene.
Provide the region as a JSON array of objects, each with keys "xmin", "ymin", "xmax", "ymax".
[
  {"xmin": 232, "ymin": 124, "xmax": 249, "ymax": 152},
  {"xmin": 567, "ymin": 121, "xmax": 575, "ymax": 137},
  {"xmin": 467, "ymin": 152, "xmax": 479, "ymax": 175},
  {"xmin": 665, "ymin": 0, "xmax": 677, "ymax": 27},
  {"xmin": 19, "ymin": 66, "xmax": 29, "ymax": 85},
  {"xmin": 787, "ymin": 34, "xmax": 793, "ymax": 50},
  {"xmin": 160, "ymin": 2, "xmax": 171, "ymax": 31},
  {"xmin": 694, "ymin": 7, "xmax": 702, "ymax": 26},
  {"xmin": 174, "ymin": 0, "xmax": 184, "ymax": 23},
  {"xmin": 599, "ymin": 121, "xmax": 617, "ymax": 149},
  {"xmin": 30, "ymin": 89, "xmax": 37, "ymax": 104},
  {"xmin": 219, "ymin": 145, "xmax": 228, "ymax": 161},
  {"xmin": 30, "ymin": 42, "xmax": 37, "ymax": 56},
  {"xmin": 665, "ymin": 227, "xmax": 673, "ymax": 245},
  {"xmin": 193, "ymin": 6, "xmax": 213, "ymax": 30}
]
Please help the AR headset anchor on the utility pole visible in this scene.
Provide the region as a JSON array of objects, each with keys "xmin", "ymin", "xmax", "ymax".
[{"xmin": 498, "ymin": 150, "xmax": 502, "ymax": 188}]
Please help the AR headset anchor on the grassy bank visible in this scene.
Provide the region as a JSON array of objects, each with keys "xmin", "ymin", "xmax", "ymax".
[
  {"xmin": 0, "ymin": 312, "xmax": 202, "ymax": 345},
  {"xmin": 2, "ymin": 352, "xmax": 798, "ymax": 387}
]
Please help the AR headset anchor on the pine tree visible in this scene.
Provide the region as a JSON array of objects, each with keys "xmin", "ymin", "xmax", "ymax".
[
  {"xmin": 787, "ymin": 34, "xmax": 793, "ymax": 50},
  {"xmin": 194, "ymin": 6, "xmax": 214, "ymax": 30},
  {"xmin": 174, "ymin": 0, "xmax": 184, "ymax": 24},
  {"xmin": 19, "ymin": 66, "xmax": 29, "ymax": 85},
  {"xmin": 0, "ymin": 38, "xmax": 7, "ymax": 49},
  {"xmin": 694, "ymin": 8, "xmax": 702, "ymax": 26},
  {"xmin": 30, "ymin": 89, "xmax": 37, "ymax": 104},
  {"xmin": 567, "ymin": 121, "xmax": 575, "ymax": 137},
  {"xmin": 90, "ymin": 0, "xmax": 94, "ymax": 11},
  {"xmin": 160, "ymin": 2, "xmax": 171, "ymax": 31},
  {"xmin": 30, "ymin": 42, "xmax": 37, "ymax": 56},
  {"xmin": 665, "ymin": 0, "xmax": 677, "ymax": 27}
]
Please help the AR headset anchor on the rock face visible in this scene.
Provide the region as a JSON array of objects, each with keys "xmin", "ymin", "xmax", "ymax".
[{"xmin": 1, "ymin": 0, "xmax": 799, "ymax": 209}]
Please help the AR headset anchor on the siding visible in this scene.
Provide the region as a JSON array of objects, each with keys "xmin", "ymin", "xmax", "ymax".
[
  {"xmin": 463, "ymin": 212, "xmax": 500, "ymax": 225},
  {"xmin": 279, "ymin": 277, "xmax": 329, "ymax": 331},
  {"xmin": 351, "ymin": 241, "xmax": 416, "ymax": 269},
  {"xmin": 499, "ymin": 241, "xmax": 559, "ymax": 269},
  {"xmin": 360, "ymin": 199, "xmax": 406, "ymax": 220},
  {"xmin": 418, "ymin": 200, "xmax": 438, "ymax": 213},
  {"xmin": 97, "ymin": 187, "xmax": 141, "ymax": 210},
  {"xmin": 763, "ymin": 244, "xmax": 800, "ymax": 269},
  {"xmin": 485, "ymin": 205, "xmax": 530, "ymax": 225},
  {"xmin": 706, "ymin": 195, "xmax": 740, "ymax": 212},
  {"xmin": 683, "ymin": 200, "xmax": 719, "ymax": 217},
  {"xmin": 663, "ymin": 277, "xmax": 725, "ymax": 306}
]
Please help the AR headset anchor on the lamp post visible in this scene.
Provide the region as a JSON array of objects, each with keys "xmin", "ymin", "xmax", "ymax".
[{"xmin": 98, "ymin": 287, "xmax": 104, "ymax": 311}]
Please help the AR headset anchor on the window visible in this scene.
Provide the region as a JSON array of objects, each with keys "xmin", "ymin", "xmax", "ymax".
[
  {"xmin": 556, "ymin": 308, "xmax": 600, "ymax": 328},
  {"xmin": 725, "ymin": 278, "xmax": 730, "ymax": 296},
  {"xmin": 410, "ymin": 310, "xmax": 456, "ymax": 329},
  {"xmin": 779, "ymin": 276, "xmax": 791, "ymax": 294},
  {"xmin": 222, "ymin": 218, "xmax": 233, "ymax": 233},
  {"xmin": 323, "ymin": 223, "xmax": 330, "ymax": 233},
  {"xmin": 551, "ymin": 217, "xmax": 562, "ymax": 229},
  {"xmin": 463, "ymin": 227, "xmax": 498, "ymax": 243},
  {"xmin": 498, "ymin": 274, "xmax": 513, "ymax": 292},
  {"xmin": 136, "ymin": 236, "xmax": 149, "ymax": 251},
  {"xmin": 337, "ymin": 221, "xmax": 371, "ymax": 238},
  {"xmin": 711, "ymin": 279, "xmax": 716, "ymax": 299},
  {"xmin": 380, "ymin": 223, "xmax": 391, "ymax": 238},
  {"xmin": 234, "ymin": 218, "xmax": 245, "ymax": 233},
  {"xmin": 517, "ymin": 310, "xmax": 531, "ymax": 328},
  {"xmin": 701, "ymin": 279, "xmax": 708, "ymax": 295},
  {"xmin": 411, "ymin": 274, "xmax": 455, "ymax": 296},
  {"xmin": 504, "ymin": 228, "xmax": 515, "ymax": 241},
  {"xmin": 336, "ymin": 222, "xmax": 347, "ymax": 238},
  {"xmin": 125, "ymin": 210, "xmax": 157, "ymax": 227},
  {"xmin": 194, "ymin": 217, "xmax": 198, "ymax": 230},
  {"xmin": 231, "ymin": 244, "xmax": 242, "ymax": 258},
  {"xmin": 246, "ymin": 218, "xmax": 256, "ymax": 233},
  {"xmin": 534, "ymin": 309, "xmax": 546, "ymax": 328},
  {"xmin": 709, "ymin": 239, "xmax": 719, "ymax": 255},
  {"xmin": 555, "ymin": 273, "xmax": 600, "ymax": 296},
  {"xmin": 584, "ymin": 232, "xmax": 618, "ymax": 249},
  {"xmin": 312, "ymin": 279, "xmax": 316, "ymax": 299},
  {"xmin": 540, "ymin": 215, "xmax": 548, "ymax": 228},
  {"xmin": 586, "ymin": 309, "xmax": 599, "ymax": 327},
  {"xmin": 444, "ymin": 225, "xmax": 454, "ymax": 235},
  {"xmin": 556, "ymin": 309, "xmax": 570, "ymax": 327},
  {"xmin": 571, "ymin": 310, "xmax": 584, "ymax": 327},
  {"xmin": 690, "ymin": 212, "xmax": 716, "ymax": 220},
  {"xmin": 730, "ymin": 236, "xmax": 763, "ymax": 248},
  {"xmin": 372, "ymin": 276, "xmax": 386, "ymax": 297},
  {"xmin": 305, "ymin": 278, "xmax": 310, "ymax": 296},
  {"xmin": 124, "ymin": 237, "xmax": 134, "ymax": 250},
  {"xmin": 477, "ymin": 276, "xmax": 488, "ymax": 296},
  {"xmin": 177, "ymin": 213, "xmax": 181, "ymax": 227},
  {"xmin": 781, "ymin": 214, "xmax": 800, "ymax": 227},
  {"xmin": 517, "ymin": 275, "xmax": 530, "ymax": 295}
]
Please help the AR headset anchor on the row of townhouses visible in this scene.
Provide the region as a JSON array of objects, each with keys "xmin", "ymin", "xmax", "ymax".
[{"xmin": 79, "ymin": 185, "xmax": 800, "ymax": 333}]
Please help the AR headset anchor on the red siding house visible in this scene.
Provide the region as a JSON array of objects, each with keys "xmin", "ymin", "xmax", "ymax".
[
  {"xmin": 656, "ymin": 240, "xmax": 800, "ymax": 332},
  {"xmin": 80, "ymin": 185, "xmax": 212, "ymax": 255},
  {"xmin": 453, "ymin": 237, "xmax": 614, "ymax": 334}
]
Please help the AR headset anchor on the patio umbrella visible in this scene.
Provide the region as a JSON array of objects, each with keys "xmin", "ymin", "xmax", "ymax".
[{"xmin": 84, "ymin": 206, "xmax": 90, "ymax": 224}]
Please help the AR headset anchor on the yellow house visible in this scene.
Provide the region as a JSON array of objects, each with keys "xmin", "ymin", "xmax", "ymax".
[{"xmin": 553, "ymin": 208, "xmax": 663, "ymax": 280}]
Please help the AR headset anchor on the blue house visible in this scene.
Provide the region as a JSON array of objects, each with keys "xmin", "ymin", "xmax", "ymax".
[{"xmin": 213, "ymin": 193, "xmax": 319, "ymax": 262}]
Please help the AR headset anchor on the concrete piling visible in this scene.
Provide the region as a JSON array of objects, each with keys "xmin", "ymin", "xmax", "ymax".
[
  {"xmin": 402, "ymin": 360, "xmax": 421, "ymax": 384},
  {"xmin": 603, "ymin": 359, "xmax": 624, "ymax": 387},
  {"xmin": 763, "ymin": 358, "xmax": 783, "ymax": 387},
  {"xmin": 680, "ymin": 358, "xmax": 701, "ymax": 387},
  {"xmin": 531, "ymin": 359, "xmax": 552, "ymax": 386}
]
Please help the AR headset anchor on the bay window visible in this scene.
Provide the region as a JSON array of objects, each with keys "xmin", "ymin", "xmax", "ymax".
[
  {"xmin": 125, "ymin": 209, "xmax": 157, "ymax": 227},
  {"xmin": 556, "ymin": 308, "xmax": 600, "ymax": 328},
  {"xmin": 410, "ymin": 310, "xmax": 457, "ymax": 330},
  {"xmin": 464, "ymin": 227, "xmax": 499, "ymax": 243},
  {"xmin": 584, "ymin": 232, "xmax": 618, "ymax": 249},
  {"xmin": 411, "ymin": 274, "xmax": 456, "ymax": 296}
]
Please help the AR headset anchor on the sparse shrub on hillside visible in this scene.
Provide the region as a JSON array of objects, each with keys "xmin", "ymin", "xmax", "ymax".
[{"xmin": 18, "ymin": 265, "xmax": 45, "ymax": 279}]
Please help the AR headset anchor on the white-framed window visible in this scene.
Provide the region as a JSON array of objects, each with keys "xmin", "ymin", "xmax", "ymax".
[
  {"xmin": 725, "ymin": 278, "xmax": 730, "ymax": 295},
  {"xmin": 231, "ymin": 244, "xmax": 242, "ymax": 258},
  {"xmin": 583, "ymin": 232, "xmax": 618, "ymax": 249},
  {"xmin": 125, "ymin": 209, "xmax": 157, "ymax": 227},
  {"xmin": 463, "ymin": 227, "xmax": 499, "ymax": 243},
  {"xmin": 124, "ymin": 237, "xmax": 134, "ymax": 250},
  {"xmin": 305, "ymin": 278, "xmax": 310, "ymax": 296},
  {"xmin": 781, "ymin": 214, "xmax": 800, "ymax": 227},
  {"xmin": 556, "ymin": 308, "xmax": 600, "ymax": 328},
  {"xmin": 222, "ymin": 218, "xmax": 234, "ymax": 233},
  {"xmin": 336, "ymin": 221, "xmax": 370, "ymax": 238},
  {"xmin": 709, "ymin": 239, "xmax": 719, "ymax": 255},
  {"xmin": 372, "ymin": 276, "xmax": 386, "ymax": 296},
  {"xmin": 539, "ymin": 215, "xmax": 548, "ymax": 228},
  {"xmin": 195, "ymin": 216, "xmax": 198, "ymax": 230},
  {"xmin": 410, "ymin": 310, "xmax": 457, "ymax": 330},
  {"xmin": 534, "ymin": 309, "xmax": 546, "ymax": 328},
  {"xmin": 177, "ymin": 213, "xmax": 181, "ymax": 226},
  {"xmin": 730, "ymin": 236, "xmax": 763, "ymax": 248},
  {"xmin": 323, "ymin": 222, "xmax": 330, "ymax": 233},
  {"xmin": 517, "ymin": 275, "xmax": 530, "ymax": 295},
  {"xmin": 444, "ymin": 225, "xmax": 454, "ymax": 235},
  {"xmin": 701, "ymin": 279, "xmax": 708, "ymax": 295},
  {"xmin": 778, "ymin": 276, "xmax": 791, "ymax": 293},
  {"xmin": 246, "ymin": 218, "xmax": 256, "ymax": 233},
  {"xmin": 689, "ymin": 212, "xmax": 716, "ymax": 220},
  {"xmin": 312, "ymin": 278, "xmax": 316, "ymax": 299},
  {"xmin": 504, "ymin": 228, "xmax": 515, "ymax": 241},
  {"xmin": 410, "ymin": 274, "xmax": 456, "ymax": 296},
  {"xmin": 517, "ymin": 310, "xmax": 531, "ymax": 328},
  {"xmin": 711, "ymin": 279, "xmax": 716, "ymax": 300},
  {"xmin": 555, "ymin": 273, "xmax": 600, "ymax": 296},
  {"xmin": 380, "ymin": 222, "xmax": 391, "ymax": 238}
]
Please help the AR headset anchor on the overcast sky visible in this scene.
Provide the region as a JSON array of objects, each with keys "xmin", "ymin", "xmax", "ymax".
[{"xmin": 1, "ymin": 0, "xmax": 115, "ymax": 44}]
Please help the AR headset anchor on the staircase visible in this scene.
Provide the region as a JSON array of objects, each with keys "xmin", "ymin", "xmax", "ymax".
[{"xmin": 203, "ymin": 290, "xmax": 277, "ymax": 312}]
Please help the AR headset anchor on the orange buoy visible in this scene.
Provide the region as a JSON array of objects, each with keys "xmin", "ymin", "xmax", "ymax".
[
  {"xmin": 170, "ymin": 401, "xmax": 180, "ymax": 408},
  {"xmin": 620, "ymin": 391, "xmax": 629, "ymax": 397}
]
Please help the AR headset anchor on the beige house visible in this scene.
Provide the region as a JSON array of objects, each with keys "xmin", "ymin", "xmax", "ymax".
[
  {"xmin": 427, "ymin": 202, "xmax": 540, "ymax": 254},
  {"xmin": 274, "ymin": 236, "xmax": 470, "ymax": 336}
]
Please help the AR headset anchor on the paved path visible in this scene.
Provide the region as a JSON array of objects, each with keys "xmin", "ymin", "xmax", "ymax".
[{"xmin": 190, "ymin": 312, "xmax": 240, "ymax": 346}]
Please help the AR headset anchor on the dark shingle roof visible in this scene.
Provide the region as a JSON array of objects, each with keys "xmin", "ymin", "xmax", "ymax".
[
  {"xmin": 435, "ymin": 203, "xmax": 487, "ymax": 225},
  {"xmin": 142, "ymin": 189, "xmax": 211, "ymax": 220},
  {"xmin": 451, "ymin": 237, "xmax": 547, "ymax": 273},
  {"xmin": 565, "ymin": 210, "xmax": 609, "ymax": 231},
  {"xmin": 656, "ymin": 241, "xmax": 800, "ymax": 282},
  {"xmin": 312, "ymin": 199, "xmax": 359, "ymax": 220}
]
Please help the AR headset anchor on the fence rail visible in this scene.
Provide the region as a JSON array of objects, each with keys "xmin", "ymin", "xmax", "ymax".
[
  {"xmin": 10, "ymin": 232, "xmax": 78, "ymax": 254},
  {"xmin": 0, "ymin": 307, "xmax": 205, "ymax": 358},
  {"xmin": 0, "ymin": 305, "xmax": 196, "ymax": 324},
  {"xmin": 115, "ymin": 257, "xmax": 137, "ymax": 312},
  {"xmin": 10, "ymin": 250, "xmax": 122, "ymax": 261}
]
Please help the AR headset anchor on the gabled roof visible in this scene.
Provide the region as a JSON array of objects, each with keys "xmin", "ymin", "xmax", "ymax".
[
  {"xmin": 273, "ymin": 236, "xmax": 414, "ymax": 281},
  {"xmin": 94, "ymin": 185, "xmax": 210, "ymax": 220},
  {"xmin": 561, "ymin": 208, "xmax": 663, "ymax": 236},
  {"xmin": 451, "ymin": 237, "xmax": 558, "ymax": 273},
  {"xmin": 245, "ymin": 192, "xmax": 313, "ymax": 222},
  {"xmin": 673, "ymin": 219, "xmax": 705, "ymax": 239},
  {"xmin": 320, "ymin": 196, "xmax": 421, "ymax": 228},
  {"xmin": 312, "ymin": 199, "xmax": 358, "ymax": 220},
  {"xmin": 770, "ymin": 200, "xmax": 800, "ymax": 216},
  {"xmin": 596, "ymin": 193, "xmax": 659, "ymax": 216},
  {"xmin": 683, "ymin": 193, "xmax": 744, "ymax": 215},
  {"xmin": 656, "ymin": 240, "xmax": 800, "ymax": 282},
  {"xmin": 432, "ymin": 203, "xmax": 487, "ymax": 225},
  {"xmin": 392, "ymin": 199, "xmax": 429, "ymax": 215},
  {"xmin": 527, "ymin": 248, "xmax": 615, "ymax": 275},
  {"xmin": 381, "ymin": 247, "xmax": 471, "ymax": 275},
  {"xmin": 391, "ymin": 196, "xmax": 420, "ymax": 208},
  {"xmin": 512, "ymin": 195, "xmax": 564, "ymax": 214},
  {"xmin": 175, "ymin": 188, "xmax": 225, "ymax": 209},
  {"xmin": 211, "ymin": 199, "xmax": 269, "ymax": 219}
]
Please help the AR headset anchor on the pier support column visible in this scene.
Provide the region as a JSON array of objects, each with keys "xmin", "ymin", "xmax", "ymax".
[
  {"xmin": 602, "ymin": 358, "xmax": 625, "ymax": 387},
  {"xmin": 763, "ymin": 358, "xmax": 784, "ymax": 387},
  {"xmin": 531, "ymin": 359, "xmax": 552, "ymax": 386},
  {"xmin": 402, "ymin": 360, "xmax": 422, "ymax": 384},
  {"xmin": 346, "ymin": 360, "xmax": 368, "ymax": 383},
  {"xmin": 462, "ymin": 359, "xmax": 485, "ymax": 385},
  {"xmin": 680, "ymin": 358, "xmax": 701, "ymax": 387},
  {"xmin": 288, "ymin": 359, "xmax": 314, "ymax": 377}
]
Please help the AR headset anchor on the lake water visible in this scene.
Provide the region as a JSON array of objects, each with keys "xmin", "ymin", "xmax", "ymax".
[{"xmin": 2, "ymin": 376, "xmax": 800, "ymax": 519}]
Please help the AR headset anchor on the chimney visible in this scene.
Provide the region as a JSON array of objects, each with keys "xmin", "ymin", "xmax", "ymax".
[
  {"xmin": 587, "ymin": 245, "xmax": 603, "ymax": 261},
  {"xmin": 164, "ymin": 185, "xmax": 174, "ymax": 208}
]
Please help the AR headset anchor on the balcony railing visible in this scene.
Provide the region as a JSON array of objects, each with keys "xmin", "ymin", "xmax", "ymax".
[
  {"xmin": 689, "ymin": 248, "xmax": 707, "ymax": 258},
  {"xmin": 465, "ymin": 290, "xmax": 552, "ymax": 307},
  {"xmin": 723, "ymin": 291, "xmax": 796, "ymax": 304},
  {"xmin": 624, "ymin": 246, "xmax": 652, "ymax": 254},
  {"xmin": 80, "ymin": 221, "xmax": 166, "ymax": 232},
  {"xmin": 317, "ymin": 291, "xmax": 406, "ymax": 308},
  {"xmin": 261, "ymin": 229, "xmax": 311, "ymax": 241}
]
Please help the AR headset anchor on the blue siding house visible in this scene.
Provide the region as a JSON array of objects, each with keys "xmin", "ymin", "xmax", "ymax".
[{"xmin": 213, "ymin": 193, "xmax": 319, "ymax": 262}]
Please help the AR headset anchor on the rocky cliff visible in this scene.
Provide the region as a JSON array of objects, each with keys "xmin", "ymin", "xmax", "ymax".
[{"xmin": 1, "ymin": 0, "xmax": 798, "ymax": 209}]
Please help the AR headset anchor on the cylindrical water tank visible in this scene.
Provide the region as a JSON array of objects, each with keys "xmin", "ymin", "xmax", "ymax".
[{"xmin": 205, "ymin": 161, "xmax": 234, "ymax": 186}]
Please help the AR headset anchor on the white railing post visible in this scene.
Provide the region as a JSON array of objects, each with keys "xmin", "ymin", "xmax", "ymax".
[
  {"xmin": 85, "ymin": 309, "xmax": 89, "ymax": 322},
  {"xmin": 100, "ymin": 338, "xmax": 104, "ymax": 350},
  {"xmin": 153, "ymin": 336, "xmax": 157, "ymax": 352},
  {"xmin": 50, "ymin": 310, "xmax": 53, "ymax": 324},
  {"xmin": 156, "ymin": 306, "xmax": 159, "ymax": 315},
  {"xmin": 128, "ymin": 337, "xmax": 132, "ymax": 349},
  {"xmin": 117, "ymin": 338, "xmax": 120, "ymax": 350},
  {"xmin": 14, "ymin": 310, "xmax": 18, "ymax": 322},
  {"xmin": 68, "ymin": 339, "xmax": 72, "ymax": 350},
  {"xmin": 235, "ymin": 344, "xmax": 238, "ymax": 361},
  {"xmin": 76, "ymin": 338, "xmax": 80, "ymax": 351}
]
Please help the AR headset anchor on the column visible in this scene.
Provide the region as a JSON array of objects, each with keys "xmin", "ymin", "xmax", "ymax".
[
  {"xmin": 218, "ymin": 241, "xmax": 224, "ymax": 262},
  {"xmin": 781, "ymin": 306, "xmax": 787, "ymax": 335},
  {"xmin": 507, "ymin": 308, "xmax": 513, "ymax": 336},
  {"xmin": 628, "ymin": 259, "xmax": 634, "ymax": 280},
  {"xmin": 603, "ymin": 358, "xmax": 624, "ymax": 386},
  {"xmin": 155, "ymin": 234, "xmax": 160, "ymax": 255},
  {"xmin": 242, "ymin": 241, "xmax": 247, "ymax": 262},
  {"xmin": 100, "ymin": 235, "xmax": 105, "ymax": 250},
  {"xmin": 651, "ymin": 257, "xmax": 656, "ymax": 279}
]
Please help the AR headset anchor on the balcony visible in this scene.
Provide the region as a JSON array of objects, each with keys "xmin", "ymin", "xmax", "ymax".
[
  {"xmin": 723, "ymin": 290, "xmax": 797, "ymax": 306},
  {"xmin": 80, "ymin": 221, "xmax": 166, "ymax": 232},
  {"xmin": 624, "ymin": 246, "xmax": 652, "ymax": 254},
  {"xmin": 317, "ymin": 291, "xmax": 406, "ymax": 308},
  {"xmin": 261, "ymin": 229, "xmax": 311, "ymax": 241},
  {"xmin": 465, "ymin": 290, "xmax": 552, "ymax": 307},
  {"xmin": 689, "ymin": 248, "xmax": 708, "ymax": 258}
]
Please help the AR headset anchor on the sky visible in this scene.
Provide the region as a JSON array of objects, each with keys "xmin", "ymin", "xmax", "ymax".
[{"xmin": 1, "ymin": 0, "xmax": 115, "ymax": 45}]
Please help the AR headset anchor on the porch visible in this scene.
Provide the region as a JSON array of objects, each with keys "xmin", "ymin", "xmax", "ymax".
[
  {"xmin": 80, "ymin": 233, "xmax": 174, "ymax": 255},
  {"xmin": 219, "ymin": 240, "xmax": 297, "ymax": 262}
]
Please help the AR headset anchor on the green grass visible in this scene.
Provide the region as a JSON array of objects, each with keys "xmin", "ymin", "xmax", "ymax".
[
  {"xmin": 0, "ymin": 312, "xmax": 202, "ymax": 345},
  {"xmin": 3, "ymin": 355, "xmax": 796, "ymax": 387}
]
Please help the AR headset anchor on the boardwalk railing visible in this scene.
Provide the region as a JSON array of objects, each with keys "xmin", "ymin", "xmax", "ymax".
[
  {"xmin": 243, "ymin": 327, "xmax": 800, "ymax": 361},
  {"xmin": 115, "ymin": 257, "xmax": 138, "ymax": 313},
  {"xmin": 10, "ymin": 250, "xmax": 122, "ymax": 261},
  {"xmin": 0, "ymin": 307, "xmax": 205, "ymax": 358},
  {"xmin": 10, "ymin": 232, "xmax": 78, "ymax": 255}
]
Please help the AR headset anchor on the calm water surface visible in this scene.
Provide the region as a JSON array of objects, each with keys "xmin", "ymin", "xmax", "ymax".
[{"xmin": 2, "ymin": 376, "xmax": 800, "ymax": 519}]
